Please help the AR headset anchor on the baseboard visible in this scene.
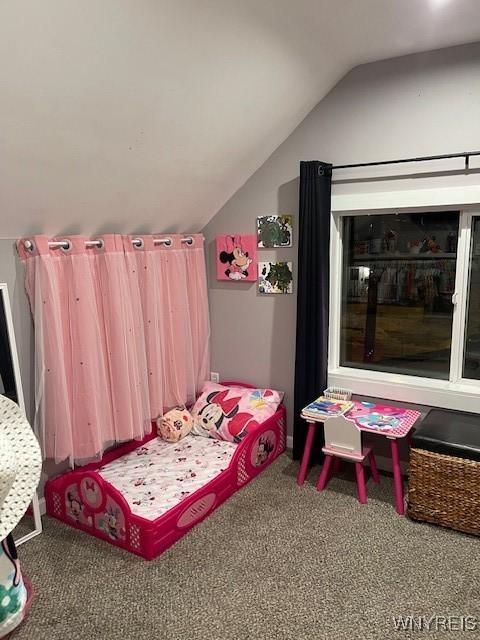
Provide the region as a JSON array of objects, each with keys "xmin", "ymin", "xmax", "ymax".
[
  {"xmin": 286, "ymin": 435, "xmax": 293, "ymax": 450},
  {"xmin": 39, "ymin": 496, "xmax": 46, "ymax": 516}
]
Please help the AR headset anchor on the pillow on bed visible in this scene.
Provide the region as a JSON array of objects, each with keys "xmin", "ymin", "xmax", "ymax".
[
  {"xmin": 190, "ymin": 382, "xmax": 283, "ymax": 443},
  {"xmin": 157, "ymin": 406, "xmax": 194, "ymax": 443}
]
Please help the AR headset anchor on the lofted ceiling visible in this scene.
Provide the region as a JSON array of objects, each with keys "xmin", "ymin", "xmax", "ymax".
[{"xmin": 2, "ymin": 0, "xmax": 480, "ymax": 237}]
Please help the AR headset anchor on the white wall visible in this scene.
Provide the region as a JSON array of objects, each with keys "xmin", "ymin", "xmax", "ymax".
[
  {"xmin": 202, "ymin": 42, "xmax": 480, "ymax": 438},
  {"xmin": 3, "ymin": 42, "xmax": 480, "ymax": 472}
]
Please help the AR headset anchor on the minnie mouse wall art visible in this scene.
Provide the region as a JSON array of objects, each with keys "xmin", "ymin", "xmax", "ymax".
[{"xmin": 216, "ymin": 235, "xmax": 257, "ymax": 282}]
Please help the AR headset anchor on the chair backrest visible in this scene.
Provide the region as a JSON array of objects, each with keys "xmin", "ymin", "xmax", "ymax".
[{"xmin": 324, "ymin": 415, "xmax": 362, "ymax": 455}]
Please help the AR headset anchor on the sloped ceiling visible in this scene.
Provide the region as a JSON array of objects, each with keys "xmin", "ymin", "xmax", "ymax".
[{"xmin": 2, "ymin": 0, "xmax": 480, "ymax": 237}]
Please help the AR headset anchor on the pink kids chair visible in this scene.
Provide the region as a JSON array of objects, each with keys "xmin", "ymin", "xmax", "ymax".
[{"xmin": 316, "ymin": 415, "xmax": 380, "ymax": 503}]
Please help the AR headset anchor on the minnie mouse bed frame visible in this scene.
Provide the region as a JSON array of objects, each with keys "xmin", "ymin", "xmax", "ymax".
[{"xmin": 45, "ymin": 382, "xmax": 287, "ymax": 560}]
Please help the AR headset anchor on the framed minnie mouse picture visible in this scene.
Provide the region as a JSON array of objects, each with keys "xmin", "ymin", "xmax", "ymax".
[{"xmin": 215, "ymin": 235, "xmax": 257, "ymax": 282}]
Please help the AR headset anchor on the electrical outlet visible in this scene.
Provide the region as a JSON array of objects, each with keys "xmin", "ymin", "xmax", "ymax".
[{"xmin": 210, "ymin": 372, "xmax": 220, "ymax": 383}]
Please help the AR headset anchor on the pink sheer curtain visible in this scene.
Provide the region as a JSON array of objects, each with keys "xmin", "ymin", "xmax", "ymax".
[
  {"xmin": 123, "ymin": 234, "xmax": 210, "ymax": 415},
  {"xmin": 17, "ymin": 233, "xmax": 209, "ymax": 464}
]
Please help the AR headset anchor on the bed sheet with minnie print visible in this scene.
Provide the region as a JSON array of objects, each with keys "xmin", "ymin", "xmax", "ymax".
[{"xmin": 98, "ymin": 437, "xmax": 237, "ymax": 521}]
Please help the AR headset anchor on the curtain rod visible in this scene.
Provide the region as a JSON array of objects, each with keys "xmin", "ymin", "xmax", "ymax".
[
  {"xmin": 332, "ymin": 150, "xmax": 480, "ymax": 171},
  {"xmin": 23, "ymin": 236, "xmax": 194, "ymax": 251}
]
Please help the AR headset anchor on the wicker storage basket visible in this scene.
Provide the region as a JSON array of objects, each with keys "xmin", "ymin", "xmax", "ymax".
[{"xmin": 407, "ymin": 447, "xmax": 480, "ymax": 536}]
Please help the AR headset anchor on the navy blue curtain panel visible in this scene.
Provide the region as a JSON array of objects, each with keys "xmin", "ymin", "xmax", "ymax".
[{"xmin": 293, "ymin": 160, "xmax": 332, "ymax": 460}]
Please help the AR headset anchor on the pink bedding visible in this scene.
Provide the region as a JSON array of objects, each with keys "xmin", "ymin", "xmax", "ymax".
[
  {"xmin": 191, "ymin": 382, "xmax": 283, "ymax": 442},
  {"xmin": 98, "ymin": 436, "xmax": 236, "ymax": 520}
]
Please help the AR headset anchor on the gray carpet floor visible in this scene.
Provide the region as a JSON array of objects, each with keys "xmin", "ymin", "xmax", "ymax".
[{"xmin": 14, "ymin": 455, "xmax": 480, "ymax": 640}]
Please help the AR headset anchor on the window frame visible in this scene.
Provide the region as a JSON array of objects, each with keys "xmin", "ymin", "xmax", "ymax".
[{"xmin": 328, "ymin": 186, "xmax": 480, "ymax": 413}]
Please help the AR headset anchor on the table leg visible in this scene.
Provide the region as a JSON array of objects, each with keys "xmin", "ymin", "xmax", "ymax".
[
  {"xmin": 316, "ymin": 455, "xmax": 334, "ymax": 492},
  {"xmin": 390, "ymin": 439, "xmax": 404, "ymax": 515},
  {"xmin": 407, "ymin": 429, "xmax": 414, "ymax": 447},
  {"xmin": 354, "ymin": 462, "xmax": 367, "ymax": 504},
  {"xmin": 368, "ymin": 450, "xmax": 380, "ymax": 484},
  {"xmin": 297, "ymin": 421, "xmax": 316, "ymax": 486}
]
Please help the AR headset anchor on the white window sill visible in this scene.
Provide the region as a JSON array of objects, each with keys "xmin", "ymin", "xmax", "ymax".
[{"xmin": 328, "ymin": 366, "xmax": 480, "ymax": 414}]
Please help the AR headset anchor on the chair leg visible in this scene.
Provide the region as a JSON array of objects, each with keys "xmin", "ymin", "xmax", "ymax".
[
  {"xmin": 368, "ymin": 450, "xmax": 380, "ymax": 484},
  {"xmin": 297, "ymin": 422, "xmax": 316, "ymax": 486},
  {"xmin": 355, "ymin": 462, "xmax": 367, "ymax": 504},
  {"xmin": 316, "ymin": 455, "xmax": 334, "ymax": 492}
]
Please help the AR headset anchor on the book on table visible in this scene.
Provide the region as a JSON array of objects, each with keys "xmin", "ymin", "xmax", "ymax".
[{"xmin": 302, "ymin": 396, "xmax": 354, "ymax": 419}]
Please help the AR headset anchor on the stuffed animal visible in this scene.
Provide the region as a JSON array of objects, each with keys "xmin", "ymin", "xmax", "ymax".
[{"xmin": 157, "ymin": 407, "xmax": 194, "ymax": 443}]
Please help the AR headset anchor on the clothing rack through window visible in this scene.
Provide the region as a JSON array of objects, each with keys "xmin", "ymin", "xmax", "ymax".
[{"xmin": 346, "ymin": 257, "xmax": 457, "ymax": 305}]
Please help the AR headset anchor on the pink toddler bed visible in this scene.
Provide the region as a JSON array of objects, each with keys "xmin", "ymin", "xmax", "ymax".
[{"xmin": 45, "ymin": 382, "xmax": 287, "ymax": 560}]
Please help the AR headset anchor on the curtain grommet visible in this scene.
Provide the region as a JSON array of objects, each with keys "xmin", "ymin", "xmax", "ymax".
[
  {"xmin": 153, "ymin": 237, "xmax": 172, "ymax": 247},
  {"xmin": 132, "ymin": 238, "xmax": 144, "ymax": 249},
  {"xmin": 95, "ymin": 239, "xmax": 104, "ymax": 250},
  {"xmin": 24, "ymin": 240, "xmax": 35, "ymax": 252},
  {"xmin": 60, "ymin": 240, "xmax": 72, "ymax": 252},
  {"xmin": 182, "ymin": 236, "xmax": 194, "ymax": 246}
]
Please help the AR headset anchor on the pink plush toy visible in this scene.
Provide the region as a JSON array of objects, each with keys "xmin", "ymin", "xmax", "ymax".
[{"xmin": 157, "ymin": 407, "xmax": 194, "ymax": 443}]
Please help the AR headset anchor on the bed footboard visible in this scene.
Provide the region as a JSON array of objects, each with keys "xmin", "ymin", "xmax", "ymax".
[{"xmin": 45, "ymin": 468, "xmax": 148, "ymax": 555}]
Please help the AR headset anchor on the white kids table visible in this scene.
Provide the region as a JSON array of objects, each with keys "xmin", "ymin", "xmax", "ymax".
[{"xmin": 298, "ymin": 400, "xmax": 421, "ymax": 514}]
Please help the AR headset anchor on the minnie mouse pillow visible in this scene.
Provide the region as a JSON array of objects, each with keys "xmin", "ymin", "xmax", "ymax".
[{"xmin": 190, "ymin": 382, "xmax": 283, "ymax": 443}]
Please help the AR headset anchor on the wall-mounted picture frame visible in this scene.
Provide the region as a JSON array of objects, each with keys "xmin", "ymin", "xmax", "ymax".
[
  {"xmin": 257, "ymin": 215, "xmax": 293, "ymax": 248},
  {"xmin": 216, "ymin": 235, "xmax": 257, "ymax": 282},
  {"xmin": 258, "ymin": 261, "xmax": 293, "ymax": 294}
]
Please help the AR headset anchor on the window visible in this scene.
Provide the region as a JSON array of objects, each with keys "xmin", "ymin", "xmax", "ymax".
[
  {"xmin": 464, "ymin": 217, "xmax": 480, "ymax": 380},
  {"xmin": 329, "ymin": 193, "xmax": 480, "ymax": 413},
  {"xmin": 341, "ymin": 212, "xmax": 459, "ymax": 380}
]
